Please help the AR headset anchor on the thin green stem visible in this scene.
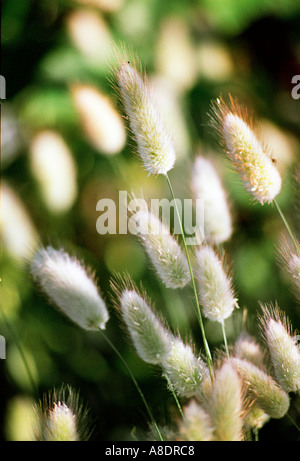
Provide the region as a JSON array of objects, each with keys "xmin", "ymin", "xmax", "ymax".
[
  {"xmin": 274, "ymin": 199, "xmax": 300, "ymax": 256},
  {"xmin": 0, "ymin": 308, "xmax": 39, "ymax": 396},
  {"xmin": 164, "ymin": 374, "xmax": 184, "ymax": 418},
  {"xmin": 253, "ymin": 428, "xmax": 259, "ymax": 442},
  {"xmin": 287, "ymin": 413, "xmax": 300, "ymax": 433},
  {"xmin": 165, "ymin": 173, "xmax": 214, "ymax": 381},
  {"xmin": 99, "ymin": 329, "xmax": 163, "ymax": 441},
  {"xmin": 221, "ymin": 320, "xmax": 229, "ymax": 359}
]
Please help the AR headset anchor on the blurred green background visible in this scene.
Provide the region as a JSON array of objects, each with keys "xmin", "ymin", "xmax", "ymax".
[{"xmin": 1, "ymin": 0, "xmax": 300, "ymax": 441}]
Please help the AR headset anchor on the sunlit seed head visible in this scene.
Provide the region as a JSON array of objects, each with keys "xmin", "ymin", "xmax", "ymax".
[
  {"xmin": 208, "ymin": 361, "xmax": 244, "ymax": 441},
  {"xmin": 71, "ymin": 84, "xmax": 126, "ymax": 155},
  {"xmin": 211, "ymin": 96, "xmax": 281, "ymax": 204},
  {"xmin": 162, "ymin": 338, "xmax": 208, "ymax": 398},
  {"xmin": 231, "ymin": 358, "xmax": 290, "ymax": 419},
  {"xmin": 30, "ymin": 246, "xmax": 109, "ymax": 331},
  {"xmin": 115, "ymin": 58, "xmax": 176, "ymax": 175},
  {"xmin": 191, "ymin": 156, "xmax": 232, "ymax": 244},
  {"xmin": 44, "ymin": 402, "xmax": 78, "ymax": 441},
  {"xmin": 260, "ymin": 304, "xmax": 300, "ymax": 393},
  {"xmin": 134, "ymin": 209, "xmax": 190, "ymax": 288},
  {"xmin": 196, "ymin": 245, "xmax": 238, "ymax": 323},
  {"xmin": 278, "ymin": 238, "xmax": 300, "ymax": 304},
  {"xmin": 234, "ymin": 332, "xmax": 266, "ymax": 370},
  {"xmin": 29, "ymin": 131, "xmax": 77, "ymax": 213},
  {"xmin": 119, "ymin": 288, "xmax": 173, "ymax": 364}
]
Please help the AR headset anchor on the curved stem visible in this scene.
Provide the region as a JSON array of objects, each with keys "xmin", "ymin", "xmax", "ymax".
[
  {"xmin": 99, "ymin": 329, "xmax": 163, "ymax": 441},
  {"xmin": 164, "ymin": 374, "xmax": 184, "ymax": 418},
  {"xmin": 274, "ymin": 199, "xmax": 300, "ymax": 256},
  {"xmin": 221, "ymin": 320, "xmax": 229, "ymax": 359},
  {"xmin": 165, "ymin": 173, "xmax": 214, "ymax": 381}
]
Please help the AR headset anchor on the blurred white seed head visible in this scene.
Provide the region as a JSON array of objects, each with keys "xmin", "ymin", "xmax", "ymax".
[
  {"xmin": 30, "ymin": 246, "xmax": 109, "ymax": 331},
  {"xmin": 196, "ymin": 246, "xmax": 238, "ymax": 323},
  {"xmin": 244, "ymin": 405, "xmax": 270, "ymax": 431},
  {"xmin": 134, "ymin": 209, "xmax": 190, "ymax": 288},
  {"xmin": 260, "ymin": 305, "xmax": 300, "ymax": 393},
  {"xmin": 115, "ymin": 58, "xmax": 176, "ymax": 175},
  {"xmin": 208, "ymin": 361, "xmax": 244, "ymax": 441},
  {"xmin": 212, "ymin": 97, "xmax": 281, "ymax": 204},
  {"xmin": 29, "ymin": 131, "xmax": 77, "ymax": 213},
  {"xmin": 118, "ymin": 287, "xmax": 173, "ymax": 364},
  {"xmin": 162, "ymin": 338, "xmax": 208, "ymax": 398},
  {"xmin": 234, "ymin": 332, "xmax": 266, "ymax": 369},
  {"xmin": 178, "ymin": 400, "xmax": 214, "ymax": 441},
  {"xmin": 191, "ymin": 156, "xmax": 232, "ymax": 244},
  {"xmin": 71, "ymin": 84, "xmax": 126, "ymax": 155},
  {"xmin": 231, "ymin": 358, "xmax": 290, "ymax": 419}
]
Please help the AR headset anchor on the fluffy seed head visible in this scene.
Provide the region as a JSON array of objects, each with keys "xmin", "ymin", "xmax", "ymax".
[
  {"xmin": 119, "ymin": 288, "xmax": 173, "ymax": 364},
  {"xmin": 30, "ymin": 246, "xmax": 109, "ymax": 331},
  {"xmin": 162, "ymin": 338, "xmax": 208, "ymax": 398},
  {"xmin": 212, "ymin": 97, "xmax": 281, "ymax": 204},
  {"xmin": 278, "ymin": 239, "xmax": 300, "ymax": 304},
  {"xmin": 196, "ymin": 245, "xmax": 238, "ymax": 323},
  {"xmin": 234, "ymin": 332, "xmax": 266, "ymax": 369},
  {"xmin": 115, "ymin": 59, "xmax": 176, "ymax": 175},
  {"xmin": 231, "ymin": 358, "xmax": 290, "ymax": 419},
  {"xmin": 208, "ymin": 362, "xmax": 244, "ymax": 441},
  {"xmin": 44, "ymin": 402, "xmax": 78, "ymax": 441},
  {"xmin": 191, "ymin": 156, "xmax": 232, "ymax": 244},
  {"xmin": 178, "ymin": 400, "xmax": 214, "ymax": 441},
  {"xmin": 260, "ymin": 305, "xmax": 300, "ymax": 393},
  {"xmin": 134, "ymin": 209, "xmax": 190, "ymax": 288}
]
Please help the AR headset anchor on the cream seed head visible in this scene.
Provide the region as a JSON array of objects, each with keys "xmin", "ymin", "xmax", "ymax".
[
  {"xmin": 212, "ymin": 97, "xmax": 281, "ymax": 204},
  {"xmin": 134, "ymin": 209, "xmax": 190, "ymax": 289},
  {"xmin": 116, "ymin": 59, "xmax": 176, "ymax": 175},
  {"xmin": 208, "ymin": 361, "xmax": 244, "ymax": 441},
  {"xmin": 119, "ymin": 288, "xmax": 173, "ymax": 364},
  {"xmin": 44, "ymin": 402, "xmax": 79, "ymax": 441},
  {"xmin": 260, "ymin": 305, "xmax": 300, "ymax": 393},
  {"xmin": 234, "ymin": 332, "xmax": 266, "ymax": 369},
  {"xmin": 196, "ymin": 245, "xmax": 238, "ymax": 323},
  {"xmin": 178, "ymin": 400, "xmax": 214, "ymax": 441},
  {"xmin": 231, "ymin": 358, "xmax": 290, "ymax": 419},
  {"xmin": 162, "ymin": 338, "xmax": 208, "ymax": 398},
  {"xmin": 191, "ymin": 156, "xmax": 232, "ymax": 244},
  {"xmin": 30, "ymin": 246, "xmax": 109, "ymax": 331}
]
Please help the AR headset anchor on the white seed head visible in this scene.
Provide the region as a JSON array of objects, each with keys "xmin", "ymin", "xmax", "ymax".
[
  {"xmin": 134, "ymin": 209, "xmax": 190, "ymax": 288},
  {"xmin": 196, "ymin": 246, "xmax": 238, "ymax": 323},
  {"xmin": 162, "ymin": 338, "xmax": 208, "ymax": 398},
  {"xmin": 208, "ymin": 362, "xmax": 244, "ymax": 441},
  {"xmin": 231, "ymin": 358, "xmax": 290, "ymax": 419},
  {"xmin": 178, "ymin": 400, "xmax": 214, "ymax": 441},
  {"xmin": 223, "ymin": 112, "xmax": 281, "ymax": 204},
  {"xmin": 119, "ymin": 289, "xmax": 172, "ymax": 364},
  {"xmin": 44, "ymin": 402, "xmax": 78, "ymax": 441},
  {"xmin": 30, "ymin": 246, "xmax": 109, "ymax": 331},
  {"xmin": 261, "ymin": 306, "xmax": 300, "ymax": 393},
  {"xmin": 71, "ymin": 84, "xmax": 126, "ymax": 155},
  {"xmin": 244, "ymin": 405, "xmax": 270, "ymax": 430},
  {"xmin": 212, "ymin": 97, "xmax": 281, "ymax": 204},
  {"xmin": 191, "ymin": 156, "xmax": 232, "ymax": 244},
  {"xmin": 279, "ymin": 240, "xmax": 300, "ymax": 304},
  {"xmin": 234, "ymin": 332, "xmax": 266, "ymax": 369},
  {"xmin": 116, "ymin": 60, "xmax": 176, "ymax": 175}
]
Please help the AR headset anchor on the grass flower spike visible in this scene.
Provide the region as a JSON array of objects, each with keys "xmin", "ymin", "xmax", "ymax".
[
  {"xmin": 162, "ymin": 338, "xmax": 208, "ymax": 398},
  {"xmin": 134, "ymin": 209, "xmax": 191, "ymax": 288},
  {"xmin": 213, "ymin": 97, "xmax": 281, "ymax": 204},
  {"xmin": 178, "ymin": 400, "xmax": 214, "ymax": 441},
  {"xmin": 208, "ymin": 362, "xmax": 244, "ymax": 441},
  {"xmin": 116, "ymin": 58, "xmax": 176, "ymax": 175},
  {"xmin": 196, "ymin": 245, "xmax": 238, "ymax": 323},
  {"xmin": 119, "ymin": 288, "xmax": 173, "ymax": 364},
  {"xmin": 260, "ymin": 305, "xmax": 300, "ymax": 393},
  {"xmin": 43, "ymin": 402, "xmax": 78, "ymax": 441},
  {"xmin": 30, "ymin": 246, "xmax": 109, "ymax": 330},
  {"xmin": 191, "ymin": 156, "xmax": 232, "ymax": 244},
  {"xmin": 231, "ymin": 358, "xmax": 290, "ymax": 419}
]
